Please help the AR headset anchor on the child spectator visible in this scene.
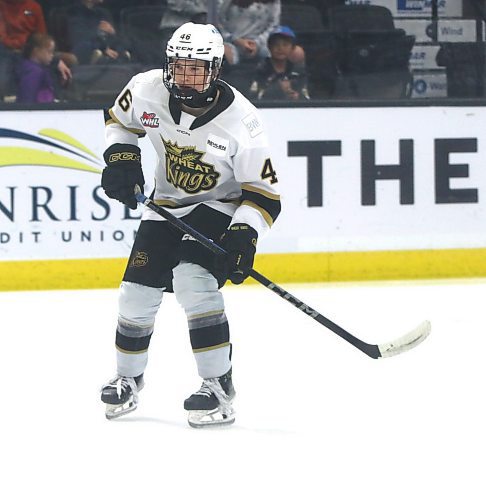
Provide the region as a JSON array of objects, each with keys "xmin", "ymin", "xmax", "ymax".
[
  {"xmin": 0, "ymin": 0, "xmax": 47, "ymax": 95},
  {"xmin": 15, "ymin": 32, "xmax": 57, "ymax": 102},
  {"xmin": 0, "ymin": 0, "xmax": 71, "ymax": 97},
  {"xmin": 249, "ymin": 25, "xmax": 309, "ymax": 100}
]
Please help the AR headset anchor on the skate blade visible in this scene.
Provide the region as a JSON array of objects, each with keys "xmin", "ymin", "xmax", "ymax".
[
  {"xmin": 187, "ymin": 408, "xmax": 235, "ymax": 428},
  {"xmin": 105, "ymin": 401, "xmax": 137, "ymax": 420}
]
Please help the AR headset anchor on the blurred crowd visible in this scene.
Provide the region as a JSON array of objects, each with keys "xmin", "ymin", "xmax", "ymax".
[{"xmin": 1, "ymin": 0, "xmax": 485, "ymax": 105}]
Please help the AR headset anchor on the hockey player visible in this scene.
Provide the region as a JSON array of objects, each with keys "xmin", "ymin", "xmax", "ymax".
[{"xmin": 100, "ymin": 22, "xmax": 280, "ymax": 427}]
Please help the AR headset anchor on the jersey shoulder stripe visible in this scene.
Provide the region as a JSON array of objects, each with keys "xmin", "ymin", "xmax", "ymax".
[{"xmin": 105, "ymin": 108, "xmax": 146, "ymax": 137}]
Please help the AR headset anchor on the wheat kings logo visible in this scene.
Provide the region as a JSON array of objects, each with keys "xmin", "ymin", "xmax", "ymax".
[{"xmin": 162, "ymin": 138, "xmax": 220, "ymax": 194}]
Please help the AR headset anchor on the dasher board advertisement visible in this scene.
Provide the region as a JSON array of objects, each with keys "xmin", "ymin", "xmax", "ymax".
[
  {"xmin": 0, "ymin": 110, "xmax": 156, "ymax": 261},
  {"xmin": 1, "ymin": 107, "xmax": 486, "ymax": 261},
  {"xmin": 344, "ymin": 0, "xmax": 462, "ymax": 17}
]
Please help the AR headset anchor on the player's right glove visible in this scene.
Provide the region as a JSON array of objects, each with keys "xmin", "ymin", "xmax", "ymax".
[
  {"xmin": 217, "ymin": 223, "xmax": 258, "ymax": 285},
  {"xmin": 101, "ymin": 143, "xmax": 144, "ymax": 209}
]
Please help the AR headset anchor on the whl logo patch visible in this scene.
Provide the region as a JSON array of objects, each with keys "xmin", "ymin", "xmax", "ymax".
[{"xmin": 140, "ymin": 112, "xmax": 159, "ymax": 128}]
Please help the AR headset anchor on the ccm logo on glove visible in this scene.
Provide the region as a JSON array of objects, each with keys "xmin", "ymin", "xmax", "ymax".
[
  {"xmin": 108, "ymin": 152, "xmax": 141, "ymax": 163},
  {"xmin": 102, "ymin": 143, "xmax": 145, "ymax": 210}
]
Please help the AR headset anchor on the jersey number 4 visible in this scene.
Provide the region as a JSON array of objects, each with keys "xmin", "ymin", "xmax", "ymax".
[{"xmin": 261, "ymin": 158, "xmax": 278, "ymax": 184}]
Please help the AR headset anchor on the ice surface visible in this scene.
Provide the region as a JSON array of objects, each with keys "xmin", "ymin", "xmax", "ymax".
[{"xmin": 1, "ymin": 279, "xmax": 484, "ymax": 499}]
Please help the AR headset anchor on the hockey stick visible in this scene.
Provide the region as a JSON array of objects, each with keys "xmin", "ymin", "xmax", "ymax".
[{"xmin": 134, "ymin": 187, "xmax": 430, "ymax": 359}]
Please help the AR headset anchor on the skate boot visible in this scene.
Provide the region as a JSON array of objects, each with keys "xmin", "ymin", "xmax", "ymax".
[
  {"xmin": 184, "ymin": 369, "xmax": 236, "ymax": 428},
  {"xmin": 101, "ymin": 374, "xmax": 144, "ymax": 420}
]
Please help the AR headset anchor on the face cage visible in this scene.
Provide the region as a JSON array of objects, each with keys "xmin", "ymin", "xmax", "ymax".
[{"xmin": 163, "ymin": 57, "xmax": 221, "ymax": 107}]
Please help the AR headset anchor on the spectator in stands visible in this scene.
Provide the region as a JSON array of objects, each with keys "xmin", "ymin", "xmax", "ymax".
[
  {"xmin": 159, "ymin": 0, "xmax": 208, "ymax": 40},
  {"xmin": 0, "ymin": 0, "xmax": 71, "ymax": 97},
  {"xmin": 0, "ymin": 0, "xmax": 46, "ymax": 50},
  {"xmin": 15, "ymin": 32, "xmax": 56, "ymax": 102},
  {"xmin": 249, "ymin": 25, "xmax": 309, "ymax": 100},
  {"xmin": 218, "ymin": 0, "xmax": 279, "ymax": 65},
  {"xmin": 66, "ymin": 0, "xmax": 131, "ymax": 64},
  {"xmin": 218, "ymin": 0, "xmax": 305, "ymax": 66},
  {"xmin": 148, "ymin": 0, "xmax": 208, "ymax": 64}
]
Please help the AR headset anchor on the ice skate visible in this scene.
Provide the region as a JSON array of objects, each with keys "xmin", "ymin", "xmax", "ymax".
[
  {"xmin": 184, "ymin": 369, "xmax": 235, "ymax": 428},
  {"xmin": 101, "ymin": 374, "xmax": 144, "ymax": 420}
]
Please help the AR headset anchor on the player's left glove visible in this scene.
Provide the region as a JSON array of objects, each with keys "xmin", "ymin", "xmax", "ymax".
[
  {"xmin": 102, "ymin": 143, "xmax": 144, "ymax": 210},
  {"xmin": 218, "ymin": 224, "xmax": 258, "ymax": 285}
]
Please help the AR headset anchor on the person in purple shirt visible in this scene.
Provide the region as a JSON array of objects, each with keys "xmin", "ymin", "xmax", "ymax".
[{"xmin": 16, "ymin": 32, "xmax": 56, "ymax": 103}]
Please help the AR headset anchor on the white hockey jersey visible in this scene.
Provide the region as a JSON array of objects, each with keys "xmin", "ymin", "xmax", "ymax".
[{"xmin": 105, "ymin": 69, "xmax": 281, "ymax": 236}]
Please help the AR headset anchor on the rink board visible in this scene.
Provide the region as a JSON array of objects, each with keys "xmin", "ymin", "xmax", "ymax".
[
  {"xmin": 3, "ymin": 247, "xmax": 486, "ymax": 291},
  {"xmin": 1, "ymin": 106, "xmax": 486, "ymax": 290}
]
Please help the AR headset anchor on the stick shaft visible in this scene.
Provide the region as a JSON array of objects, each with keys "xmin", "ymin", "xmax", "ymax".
[{"xmin": 135, "ymin": 191, "xmax": 381, "ymax": 358}]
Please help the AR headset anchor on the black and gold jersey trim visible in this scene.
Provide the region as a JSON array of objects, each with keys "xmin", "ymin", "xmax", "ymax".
[
  {"xmin": 152, "ymin": 198, "xmax": 240, "ymax": 209},
  {"xmin": 153, "ymin": 199, "xmax": 180, "ymax": 207},
  {"xmin": 105, "ymin": 108, "xmax": 146, "ymax": 138},
  {"xmin": 241, "ymin": 185, "xmax": 281, "ymax": 227}
]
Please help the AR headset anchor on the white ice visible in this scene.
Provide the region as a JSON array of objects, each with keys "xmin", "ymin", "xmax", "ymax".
[{"xmin": 1, "ymin": 279, "xmax": 485, "ymax": 500}]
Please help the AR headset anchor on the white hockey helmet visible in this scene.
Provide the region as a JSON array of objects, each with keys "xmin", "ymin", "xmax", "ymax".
[{"xmin": 163, "ymin": 23, "xmax": 225, "ymax": 107}]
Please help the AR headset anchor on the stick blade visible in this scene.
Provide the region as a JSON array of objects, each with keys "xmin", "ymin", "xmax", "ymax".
[{"xmin": 378, "ymin": 320, "xmax": 431, "ymax": 358}]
